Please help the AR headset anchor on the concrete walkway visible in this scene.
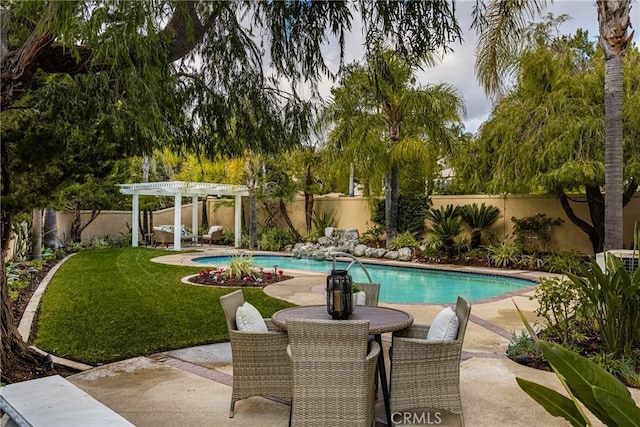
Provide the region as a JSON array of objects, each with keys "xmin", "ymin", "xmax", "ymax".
[{"xmin": 19, "ymin": 249, "xmax": 640, "ymax": 426}]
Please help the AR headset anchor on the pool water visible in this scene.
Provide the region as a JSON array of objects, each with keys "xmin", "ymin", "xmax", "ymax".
[{"xmin": 193, "ymin": 255, "xmax": 534, "ymax": 304}]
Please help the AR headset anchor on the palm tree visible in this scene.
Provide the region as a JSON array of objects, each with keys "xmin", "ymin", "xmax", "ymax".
[
  {"xmin": 597, "ymin": 0, "xmax": 634, "ymax": 250},
  {"xmin": 459, "ymin": 203, "xmax": 500, "ymax": 249},
  {"xmin": 322, "ymin": 49, "xmax": 465, "ymax": 246},
  {"xmin": 473, "ymin": 0, "xmax": 634, "ymax": 250}
]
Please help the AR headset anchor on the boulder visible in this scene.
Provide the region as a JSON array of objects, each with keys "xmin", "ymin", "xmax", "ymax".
[
  {"xmin": 398, "ymin": 247, "xmax": 413, "ymax": 261},
  {"xmin": 353, "ymin": 244, "xmax": 368, "ymax": 257},
  {"xmin": 373, "ymin": 248, "xmax": 387, "ymax": 258},
  {"xmin": 384, "ymin": 251, "xmax": 399, "ymax": 260}
]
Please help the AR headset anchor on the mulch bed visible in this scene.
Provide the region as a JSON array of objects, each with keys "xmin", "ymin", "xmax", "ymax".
[
  {"xmin": 187, "ymin": 270, "xmax": 293, "ymax": 287},
  {"xmin": 5, "ymin": 258, "xmax": 82, "ymax": 384}
]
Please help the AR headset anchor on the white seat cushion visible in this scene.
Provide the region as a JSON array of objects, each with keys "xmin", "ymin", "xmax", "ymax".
[
  {"xmin": 235, "ymin": 302, "xmax": 268, "ymax": 333},
  {"xmin": 426, "ymin": 307, "xmax": 459, "ymax": 341},
  {"xmin": 356, "ymin": 291, "xmax": 367, "ymax": 306}
]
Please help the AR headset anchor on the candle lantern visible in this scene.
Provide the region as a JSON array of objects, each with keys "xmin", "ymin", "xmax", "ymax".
[{"xmin": 326, "ymin": 269, "xmax": 354, "ymax": 319}]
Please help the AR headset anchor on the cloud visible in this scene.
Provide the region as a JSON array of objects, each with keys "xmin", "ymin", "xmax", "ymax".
[{"xmin": 314, "ymin": 0, "xmax": 638, "ymax": 134}]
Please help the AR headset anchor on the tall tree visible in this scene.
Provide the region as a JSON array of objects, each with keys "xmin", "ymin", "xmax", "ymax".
[
  {"xmin": 322, "ymin": 50, "xmax": 465, "ymax": 245},
  {"xmin": 597, "ymin": 0, "xmax": 634, "ymax": 250},
  {"xmin": 1, "ymin": 1, "xmax": 464, "ymax": 381},
  {"xmin": 473, "ymin": 0, "xmax": 635, "ymax": 250},
  {"xmin": 454, "ymin": 29, "xmax": 640, "ymax": 254}
]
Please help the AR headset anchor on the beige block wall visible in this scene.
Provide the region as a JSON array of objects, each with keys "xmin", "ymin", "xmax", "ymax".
[
  {"xmin": 56, "ymin": 202, "xmax": 204, "ymax": 246},
  {"xmin": 57, "ymin": 194, "xmax": 639, "ymax": 254}
]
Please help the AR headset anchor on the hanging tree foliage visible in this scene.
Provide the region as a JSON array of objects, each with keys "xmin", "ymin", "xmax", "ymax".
[{"xmin": 1, "ymin": 0, "xmax": 464, "ymax": 382}]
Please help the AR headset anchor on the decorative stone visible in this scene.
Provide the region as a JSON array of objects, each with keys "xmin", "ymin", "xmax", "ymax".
[
  {"xmin": 353, "ymin": 244, "xmax": 368, "ymax": 257},
  {"xmin": 325, "ymin": 227, "xmax": 336, "ymax": 237},
  {"xmin": 398, "ymin": 247, "xmax": 413, "ymax": 261},
  {"xmin": 384, "ymin": 251, "xmax": 399, "ymax": 260},
  {"xmin": 311, "ymin": 250, "xmax": 327, "ymax": 260},
  {"xmin": 364, "ymin": 247, "xmax": 375, "ymax": 257},
  {"xmin": 317, "ymin": 236, "xmax": 332, "ymax": 246},
  {"xmin": 373, "ymin": 248, "xmax": 387, "ymax": 258}
]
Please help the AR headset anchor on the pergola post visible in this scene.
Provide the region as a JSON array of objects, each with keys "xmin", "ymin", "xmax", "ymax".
[
  {"xmin": 131, "ymin": 193, "xmax": 139, "ymax": 247},
  {"xmin": 174, "ymin": 194, "xmax": 182, "ymax": 250},
  {"xmin": 234, "ymin": 194, "xmax": 242, "ymax": 248},
  {"xmin": 191, "ymin": 196, "xmax": 198, "ymax": 243}
]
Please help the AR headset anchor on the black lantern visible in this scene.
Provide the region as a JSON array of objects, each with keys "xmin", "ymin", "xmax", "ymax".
[{"xmin": 326, "ymin": 269, "xmax": 354, "ymax": 319}]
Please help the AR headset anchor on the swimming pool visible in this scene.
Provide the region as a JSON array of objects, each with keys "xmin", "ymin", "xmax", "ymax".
[{"xmin": 193, "ymin": 255, "xmax": 534, "ymax": 304}]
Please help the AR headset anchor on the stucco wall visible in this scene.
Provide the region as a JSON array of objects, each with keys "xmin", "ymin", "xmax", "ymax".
[{"xmin": 57, "ymin": 194, "xmax": 639, "ymax": 254}]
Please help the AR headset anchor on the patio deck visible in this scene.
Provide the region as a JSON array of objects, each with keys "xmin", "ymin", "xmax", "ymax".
[{"xmin": 11, "ymin": 249, "xmax": 640, "ymax": 426}]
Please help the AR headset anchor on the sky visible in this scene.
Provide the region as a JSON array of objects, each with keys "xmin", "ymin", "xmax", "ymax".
[{"xmin": 311, "ymin": 0, "xmax": 639, "ymax": 135}]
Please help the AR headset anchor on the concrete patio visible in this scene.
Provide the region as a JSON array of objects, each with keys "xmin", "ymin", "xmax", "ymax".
[{"xmin": 13, "ymin": 249, "xmax": 640, "ymax": 426}]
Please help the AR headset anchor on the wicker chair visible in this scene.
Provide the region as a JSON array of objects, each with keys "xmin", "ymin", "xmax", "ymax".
[
  {"xmin": 287, "ymin": 319, "xmax": 380, "ymax": 427},
  {"xmin": 389, "ymin": 296, "xmax": 472, "ymax": 426},
  {"xmin": 355, "ymin": 283, "xmax": 380, "ymax": 306},
  {"xmin": 219, "ymin": 290, "xmax": 292, "ymax": 417}
]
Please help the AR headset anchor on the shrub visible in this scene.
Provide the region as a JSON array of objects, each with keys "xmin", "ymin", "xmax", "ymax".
[
  {"xmin": 544, "ymin": 251, "xmax": 587, "ymax": 275},
  {"xmin": 534, "ymin": 276, "xmax": 590, "ymax": 345},
  {"xmin": 372, "ymin": 194, "xmax": 431, "ymax": 235},
  {"xmin": 360, "ymin": 224, "xmax": 385, "ymax": 247},
  {"xmin": 425, "ymin": 204, "xmax": 460, "ymax": 224},
  {"xmin": 566, "ymin": 254, "xmax": 640, "ymax": 358},
  {"xmin": 488, "ymin": 242, "xmax": 521, "ymax": 267},
  {"xmin": 459, "ymin": 203, "xmax": 500, "ymax": 249},
  {"xmin": 507, "ymin": 329, "xmax": 542, "ymax": 361},
  {"xmin": 388, "ymin": 231, "xmax": 419, "ymax": 251},
  {"xmin": 511, "ymin": 213, "xmax": 563, "ymax": 252},
  {"xmin": 224, "ymin": 254, "xmax": 258, "ymax": 280},
  {"xmin": 258, "ymin": 227, "xmax": 295, "ymax": 251},
  {"xmin": 426, "ymin": 216, "xmax": 463, "ymax": 256},
  {"xmin": 311, "ymin": 210, "xmax": 337, "ymax": 238}
]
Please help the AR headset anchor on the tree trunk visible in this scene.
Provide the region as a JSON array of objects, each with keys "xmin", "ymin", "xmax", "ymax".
[
  {"xmin": 304, "ymin": 164, "xmax": 315, "ymax": 233},
  {"xmin": 304, "ymin": 193, "xmax": 314, "ymax": 233},
  {"xmin": 597, "ymin": 0, "xmax": 632, "ymax": 250},
  {"xmin": 388, "ymin": 164, "xmax": 400, "ymax": 246},
  {"xmin": 558, "ymin": 188, "xmax": 604, "ymax": 255},
  {"xmin": 385, "ymin": 174, "xmax": 392, "ymax": 246},
  {"xmin": 279, "ymin": 200, "xmax": 301, "ymax": 241},
  {"xmin": 1, "ymin": 243, "xmax": 54, "ymax": 383},
  {"xmin": 249, "ymin": 189, "xmax": 257, "ymax": 249},
  {"xmin": 43, "ymin": 208, "xmax": 58, "ymax": 249},
  {"xmin": 603, "ymin": 54, "xmax": 624, "ymax": 250},
  {"xmin": 31, "ymin": 209, "xmax": 42, "ymax": 261}
]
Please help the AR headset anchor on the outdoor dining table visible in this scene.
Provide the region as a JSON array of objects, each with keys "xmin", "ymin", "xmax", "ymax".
[{"xmin": 271, "ymin": 305, "xmax": 414, "ymax": 427}]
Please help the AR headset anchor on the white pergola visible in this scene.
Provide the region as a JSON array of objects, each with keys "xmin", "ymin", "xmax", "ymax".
[{"xmin": 118, "ymin": 181, "xmax": 249, "ymax": 250}]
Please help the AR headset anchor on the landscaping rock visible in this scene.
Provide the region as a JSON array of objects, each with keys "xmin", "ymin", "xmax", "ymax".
[
  {"xmin": 384, "ymin": 251, "xmax": 399, "ymax": 260},
  {"xmin": 373, "ymin": 248, "xmax": 387, "ymax": 258},
  {"xmin": 353, "ymin": 244, "xmax": 368, "ymax": 257},
  {"xmin": 364, "ymin": 247, "xmax": 376, "ymax": 257},
  {"xmin": 398, "ymin": 247, "xmax": 413, "ymax": 261},
  {"xmin": 317, "ymin": 236, "xmax": 332, "ymax": 246}
]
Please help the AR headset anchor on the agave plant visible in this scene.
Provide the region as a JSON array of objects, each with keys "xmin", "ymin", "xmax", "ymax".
[{"xmin": 459, "ymin": 203, "xmax": 500, "ymax": 249}]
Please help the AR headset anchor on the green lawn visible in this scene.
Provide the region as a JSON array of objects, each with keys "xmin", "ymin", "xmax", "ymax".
[{"xmin": 33, "ymin": 247, "xmax": 295, "ymax": 364}]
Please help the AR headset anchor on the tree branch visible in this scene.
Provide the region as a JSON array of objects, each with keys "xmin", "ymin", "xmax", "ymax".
[{"xmin": 558, "ymin": 191, "xmax": 594, "ymax": 236}]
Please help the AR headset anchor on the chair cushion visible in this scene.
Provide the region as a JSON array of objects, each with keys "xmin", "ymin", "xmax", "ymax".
[
  {"xmin": 426, "ymin": 307, "xmax": 459, "ymax": 341},
  {"xmin": 209, "ymin": 225, "xmax": 223, "ymax": 233},
  {"xmin": 356, "ymin": 291, "xmax": 367, "ymax": 306},
  {"xmin": 235, "ymin": 302, "xmax": 268, "ymax": 333}
]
